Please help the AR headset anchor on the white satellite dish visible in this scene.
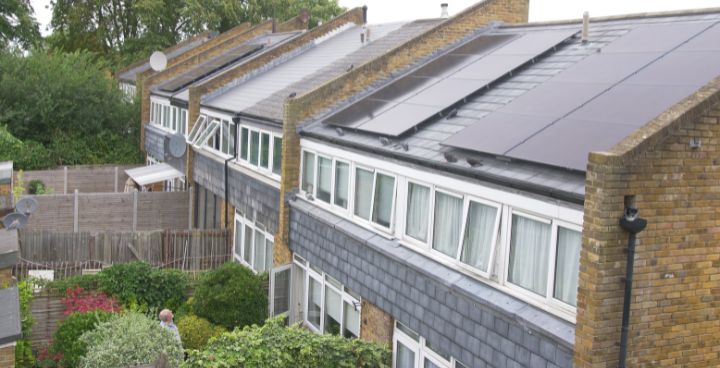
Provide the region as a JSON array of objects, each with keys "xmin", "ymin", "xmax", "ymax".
[
  {"xmin": 168, "ymin": 133, "xmax": 187, "ymax": 158},
  {"xmin": 16, "ymin": 197, "xmax": 38, "ymax": 215},
  {"xmin": 149, "ymin": 51, "xmax": 168, "ymax": 72}
]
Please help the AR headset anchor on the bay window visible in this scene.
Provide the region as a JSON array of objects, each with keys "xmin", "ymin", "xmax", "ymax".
[{"xmin": 233, "ymin": 211, "xmax": 273, "ymax": 273}]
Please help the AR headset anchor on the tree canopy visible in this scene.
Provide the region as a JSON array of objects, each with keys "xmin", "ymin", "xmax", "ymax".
[{"xmin": 0, "ymin": 0, "xmax": 41, "ymax": 49}]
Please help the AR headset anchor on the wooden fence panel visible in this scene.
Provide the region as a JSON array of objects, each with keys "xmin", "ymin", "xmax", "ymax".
[{"xmin": 16, "ymin": 165, "xmax": 139, "ymax": 194}]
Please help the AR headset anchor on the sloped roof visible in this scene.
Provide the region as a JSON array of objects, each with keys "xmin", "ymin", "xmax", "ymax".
[
  {"xmin": 301, "ymin": 9, "xmax": 720, "ymax": 202},
  {"xmin": 118, "ymin": 34, "xmax": 214, "ymax": 83}
]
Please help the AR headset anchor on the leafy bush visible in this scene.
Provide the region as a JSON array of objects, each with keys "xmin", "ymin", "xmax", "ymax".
[
  {"xmin": 28, "ymin": 179, "xmax": 48, "ymax": 194},
  {"xmin": 15, "ymin": 280, "xmax": 35, "ymax": 367},
  {"xmin": 51, "ymin": 311, "xmax": 114, "ymax": 367},
  {"xmin": 62, "ymin": 287, "xmax": 120, "ymax": 314},
  {"xmin": 0, "ymin": 126, "xmax": 51, "ymax": 171},
  {"xmin": 184, "ymin": 317, "xmax": 391, "ymax": 368},
  {"xmin": 43, "ymin": 274, "xmax": 99, "ymax": 294},
  {"xmin": 80, "ymin": 312, "xmax": 183, "ymax": 368},
  {"xmin": 192, "ymin": 262, "xmax": 267, "ymax": 330},
  {"xmin": 176, "ymin": 314, "xmax": 225, "ymax": 350},
  {"xmin": 97, "ymin": 262, "xmax": 187, "ymax": 312}
]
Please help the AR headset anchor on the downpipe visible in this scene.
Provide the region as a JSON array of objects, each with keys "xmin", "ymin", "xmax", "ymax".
[{"xmin": 618, "ymin": 199, "xmax": 647, "ymax": 368}]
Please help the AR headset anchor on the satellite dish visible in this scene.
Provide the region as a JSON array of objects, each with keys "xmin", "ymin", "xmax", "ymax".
[
  {"xmin": 149, "ymin": 51, "xmax": 168, "ymax": 72},
  {"xmin": 3, "ymin": 212, "xmax": 28, "ymax": 230},
  {"xmin": 16, "ymin": 197, "xmax": 38, "ymax": 215},
  {"xmin": 168, "ymin": 133, "xmax": 187, "ymax": 158}
]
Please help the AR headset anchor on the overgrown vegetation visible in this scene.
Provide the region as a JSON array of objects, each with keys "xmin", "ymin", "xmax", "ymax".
[
  {"xmin": 176, "ymin": 314, "xmax": 226, "ymax": 350},
  {"xmin": 15, "ymin": 280, "xmax": 35, "ymax": 367},
  {"xmin": 192, "ymin": 262, "xmax": 268, "ymax": 330},
  {"xmin": 51, "ymin": 311, "xmax": 115, "ymax": 368},
  {"xmin": 80, "ymin": 312, "xmax": 183, "ymax": 368},
  {"xmin": 184, "ymin": 316, "xmax": 391, "ymax": 368},
  {"xmin": 97, "ymin": 262, "xmax": 188, "ymax": 312}
]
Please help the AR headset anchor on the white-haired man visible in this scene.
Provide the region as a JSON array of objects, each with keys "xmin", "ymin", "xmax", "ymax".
[{"xmin": 159, "ymin": 309, "xmax": 181, "ymax": 343}]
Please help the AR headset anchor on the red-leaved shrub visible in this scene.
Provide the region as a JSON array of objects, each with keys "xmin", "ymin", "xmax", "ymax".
[{"xmin": 62, "ymin": 287, "xmax": 120, "ymax": 314}]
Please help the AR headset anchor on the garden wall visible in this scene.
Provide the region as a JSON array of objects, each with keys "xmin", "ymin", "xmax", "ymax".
[{"xmin": 16, "ymin": 165, "xmax": 139, "ymax": 194}]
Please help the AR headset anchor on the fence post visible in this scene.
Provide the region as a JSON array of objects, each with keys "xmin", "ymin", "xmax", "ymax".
[
  {"xmin": 132, "ymin": 190, "xmax": 138, "ymax": 232},
  {"xmin": 114, "ymin": 166, "xmax": 119, "ymax": 193},
  {"xmin": 64, "ymin": 166, "xmax": 68, "ymax": 194},
  {"xmin": 73, "ymin": 189, "xmax": 79, "ymax": 232}
]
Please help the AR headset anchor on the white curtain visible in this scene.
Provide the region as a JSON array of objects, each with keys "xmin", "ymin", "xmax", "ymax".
[
  {"xmin": 354, "ymin": 169, "xmax": 374, "ymax": 219},
  {"xmin": 432, "ymin": 192, "xmax": 463, "ymax": 258},
  {"xmin": 396, "ymin": 342, "xmax": 415, "ymax": 368},
  {"xmin": 406, "ymin": 183, "xmax": 430, "ymax": 242},
  {"xmin": 254, "ymin": 230, "xmax": 265, "ymax": 272},
  {"xmin": 372, "ymin": 174, "xmax": 395, "ymax": 227},
  {"xmin": 334, "ymin": 162, "xmax": 349, "ymax": 208},
  {"xmin": 317, "ymin": 157, "xmax": 332, "ymax": 202},
  {"xmin": 508, "ymin": 215, "xmax": 551, "ymax": 296},
  {"xmin": 460, "ymin": 202, "xmax": 498, "ymax": 272},
  {"xmin": 302, "ymin": 152, "xmax": 315, "ymax": 192},
  {"xmin": 554, "ymin": 227, "xmax": 581, "ymax": 306}
]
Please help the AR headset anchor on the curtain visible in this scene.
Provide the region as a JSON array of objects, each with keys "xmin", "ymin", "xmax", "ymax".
[
  {"xmin": 432, "ymin": 192, "xmax": 463, "ymax": 258},
  {"xmin": 243, "ymin": 224, "xmax": 253, "ymax": 265},
  {"xmin": 254, "ymin": 230, "xmax": 265, "ymax": 272},
  {"xmin": 508, "ymin": 215, "xmax": 551, "ymax": 296},
  {"xmin": 406, "ymin": 183, "xmax": 430, "ymax": 242},
  {"xmin": 460, "ymin": 201, "xmax": 498, "ymax": 272},
  {"xmin": 334, "ymin": 162, "xmax": 349, "ymax": 208},
  {"xmin": 324, "ymin": 286, "xmax": 342, "ymax": 334},
  {"xmin": 354, "ymin": 169, "xmax": 374, "ymax": 219},
  {"xmin": 554, "ymin": 227, "xmax": 581, "ymax": 306},
  {"xmin": 396, "ymin": 342, "xmax": 415, "ymax": 368},
  {"xmin": 317, "ymin": 157, "xmax": 332, "ymax": 203},
  {"xmin": 372, "ymin": 174, "xmax": 395, "ymax": 227},
  {"xmin": 302, "ymin": 152, "xmax": 315, "ymax": 193}
]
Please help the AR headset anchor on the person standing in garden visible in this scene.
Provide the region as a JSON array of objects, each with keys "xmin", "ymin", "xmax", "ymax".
[{"xmin": 159, "ymin": 309, "xmax": 182, "ymax": 343}]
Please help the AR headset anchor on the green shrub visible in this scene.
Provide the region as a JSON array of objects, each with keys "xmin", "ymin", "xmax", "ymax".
[
  {"xmin": 43, "ymin": 274, "xmax": 99, "ymax": 294},
  {"xmin": 15, "ymin": 281, "xmax": 35, "ymax": 367},
  {"xmin": 80, "ymin": 312, "xmax": 183, "ymax": 368},
  {"xmin": 51, "ymin": 311, "xmax": 114, "ymax": 367},
  {"xmin": 176, "ymin": 314, "xmax": 225, "ymax": 350},
  {"xmin": 27, "ymin": 179, "xmax": 46, "ymax": 194},
  {"xmin": 97, "ymin": 262, "xmax": 187, "ymax": 312},
  {"xmin": 192, "ymin": 262, "xmax": 267, "ymax": 330},
  {"xmin": 183, "ymin": 316, "xmax": 391, "ymax": 368}
]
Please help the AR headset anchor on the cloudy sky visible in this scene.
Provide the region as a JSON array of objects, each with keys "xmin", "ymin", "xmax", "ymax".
[{"xmin": 29, "ymin": 0, "xmax": 720, "ymax": 35}]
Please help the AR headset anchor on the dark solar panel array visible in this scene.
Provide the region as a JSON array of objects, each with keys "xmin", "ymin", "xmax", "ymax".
[
  {"xmin": 444, "ymin": 21, "xmax": 720, "ymax": 171},
  {"xmin": 322, "ymin": 30, "xmax": 578, "ymax": 137},
  {"xmin": 159, "ymin": 44, "xmax": 264, "ymax": 92}
]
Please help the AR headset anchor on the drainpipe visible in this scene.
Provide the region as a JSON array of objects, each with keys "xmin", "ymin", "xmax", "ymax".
[
  {"xmin": 618, "ymin": 196, "xmax": 647, "ymax": 368},
  {"xmin": 225, "ymin": 115, "xmax": 240, "ymax": 230}
]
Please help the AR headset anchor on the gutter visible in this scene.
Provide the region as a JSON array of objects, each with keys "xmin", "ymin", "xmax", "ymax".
[{"xmin": 300, "ymin": 130, "xmax": 585, "ymax": 206}]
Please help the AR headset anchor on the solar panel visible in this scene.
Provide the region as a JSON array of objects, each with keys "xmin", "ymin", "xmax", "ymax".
[
  {"xmin": 601, "ymin": 21, "xmax": 713, "ymax": 54},
  {"xmin": 550, "ymin": 52, "xmax": 661, "ymax": 84},
  {"xmin": 624, "ymin": 51, "xmax": 720, "ymax": 87},
  {"xmin": 159, "ymin": 44, "xmax": 264, "ymax": 92},
  {"xmin": 500, "ymin": 82, "xmax": 611, "ymax": 117},
  {"xmin": 323, "ymin": 29, "xmax": 578, "ymax": 136},
  {"xmin": 678, "ymin": 23, "xmax": 720, "ymax": 52}
]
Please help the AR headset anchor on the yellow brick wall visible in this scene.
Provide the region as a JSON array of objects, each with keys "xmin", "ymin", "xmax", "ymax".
[
  {"xmin": 575, "ymin": 92, "xmax": 720, "ymax": 367},
  {"xmin": 360, "ymin": 300, "xmax": 394, "ymax": 346},
  {"xmin": 0, "ymin": 344, "xmax": 15, "ymax": 368}
]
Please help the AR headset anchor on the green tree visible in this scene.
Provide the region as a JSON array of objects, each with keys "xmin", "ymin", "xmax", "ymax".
[
  {"xmin": 0, "ymin": 0, "xmax": 41, "ymax": 49},
  {"xmin": 0, "ymin": 49, "xmax": 143, "ymax": 168}
]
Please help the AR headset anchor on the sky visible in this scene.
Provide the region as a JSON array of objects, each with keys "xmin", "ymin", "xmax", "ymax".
[{"xmin": 29, "ymin": 0, "xmax": 720, "ymax": 35}]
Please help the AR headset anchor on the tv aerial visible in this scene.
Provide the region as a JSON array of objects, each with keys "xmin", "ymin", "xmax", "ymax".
[{"xmin": 149, "ymin": 51, "xmax": 168, "ymax": 72}]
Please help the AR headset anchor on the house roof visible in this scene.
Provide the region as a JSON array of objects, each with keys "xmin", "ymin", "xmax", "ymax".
[
  {"xmin": 118, "ymin": 33, "xmax": 215, "ymax": 83},
  {"xmin": 300, "ymin": 9, "xmax": 720, "ymax": 203},
  {"xmin": 202, "ymin": 19, "xmax": 442, "ymax": 122},
  {"xmin": 152, "ymin": 31, "xmax": 302, "ymax": 101}
]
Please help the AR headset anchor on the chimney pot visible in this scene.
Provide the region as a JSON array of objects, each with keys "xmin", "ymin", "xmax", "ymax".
[
  {"xmin": 582, "ymin": 11, "xmax": 590, "ymax": 43},
  {"xmin": 441, "ymin": 3, "xmax": 449, "ymax": 18}
]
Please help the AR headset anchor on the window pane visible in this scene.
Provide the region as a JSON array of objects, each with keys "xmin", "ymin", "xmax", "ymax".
[
  {"xmin": 460, "ymin": 201, "xmax": 498, "ymax": 271},
  {"xmin": 324, "ymin": 286, "xmax": 341, "ymax": 335},
  {"xmin": 396, "ymin": 342, "xmax": 415, "ymax": 368},
  {"xmin": 554, "ymin": 227, "xmax": 581, "ymax": 306},
  {"xmin": 424, "ymin": 359, "xmax": 441, "ymax": 368},
  {"xmin": 307, "ymin": 277, "xmax": 322, "ymax": 330},
  {"xmin": 163, "ymin": 106, "xmax": 170, "ymax": 127},
  {"xmin": 343, "ymin": 300, "xmax": 359, "ymax": 338},
  {"xmin": 213, "ymin": 125, "xmax": 221, "ymax": 150},
  {"xmin": 181, "ymin": 110, "xmax": 187, "ymax": 135},
  {"xmin": 301, "ymin": 152, "xmax": 315, "ymax": 193},
  {"xmin": 254, "ymin": 230, "xmax": 265, "ymax": 272},
  {"xmin": 272, "ymin": 136, "xmax": 282, "ymax": 175},
  {"xmin": 316, "ymin": 156, "xmax": 332, "ymax": 203},
  {"xmin": 354, "ymin": 168, "xmax": 373, "ymax": 220},
  {"xmin": 406, "ymin": 183, "xmax": 430, "ymax": 242},
  {"xmin": 273, "ymin": 268, "xmax": 291, "ymax": 316},
  {"xmin": 221, "ymin": 121, "xmax": 229, "ymax": 154},
  {"xmin": 260, "ymin": 133, "xmax": 270, "ymax": 168},
  {"xmin": 243, "ymin": 224, "xmax": 252, "ymax": 265},
  {"xmin": 372, "ymin": 173, "xmax": 394, "ymax": 227},
  {"xmin": 432, "ymin": 192, "xmax": 463, "ymax": 258},
  {"xmin": 334, "ymin": 162, "xmax": 349, "ymax": 208},
  {"xmin": 250, "ymin": 131, "xmax": 260, "ymax": 165},
  {"xmin": 240, "ymin": 127, "xmax": 249, "ymax": 160},
  {"xmin": 229, "ymin": 122, "xmax": 236, "ymax": 156},
  {"xmin": 234, "ymin": 219, "xmax": 242, "ymax": 257},
  {"xmin": 508, "ymin": 215, "xmax": 551, "ymax": 296},
  {"xmin": 265, "ymin": 238, "xmax": 274, "ymax": 272}
]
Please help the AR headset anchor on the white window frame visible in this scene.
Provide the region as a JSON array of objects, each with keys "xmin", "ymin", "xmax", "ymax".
[
  {"xmin": 393, "ymin": 322, "xmax": 466, "ymax": 368},
  {"xmin": 233, "ymin": 210, "xmax": 274, "ymax": 274},
  {"xmin": 187, "ymin": 115, "xmax": 207, "ymax": 143},
  {"xmin": 192, "ymin": 118, "xmax": 220, "ymax": 148},
  {"xmin": 301, "ymin": 262, "xmax": 361, "ymax": 337},
  {"xmin": 269, "ymin": 264, "xmax": 292, "ymax": 317},
  {"xmin": 203, "ymin": 115, "xmax": 234, "ymax": 158},
  {"xmin": 237, "ymin": 124, "xmax": 283, "ymax": 180}
]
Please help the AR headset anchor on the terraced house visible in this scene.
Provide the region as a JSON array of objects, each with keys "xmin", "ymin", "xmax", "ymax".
[{"xmin": 132, "ymin": 0, "xmax": 720, "ymax": 367}]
